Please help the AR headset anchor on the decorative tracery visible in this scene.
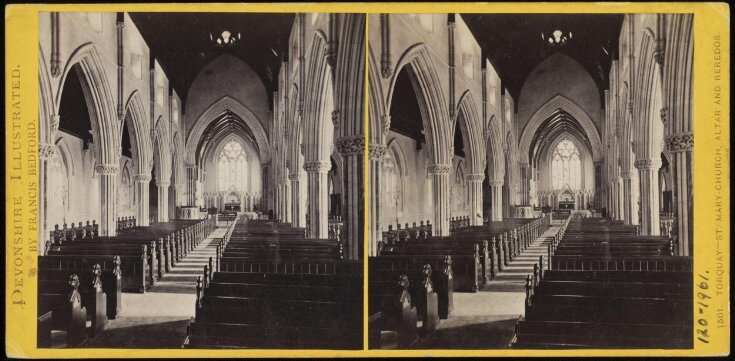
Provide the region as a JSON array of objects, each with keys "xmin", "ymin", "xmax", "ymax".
[
  {"xmin": 551, "ymin": 138, "xmax": 582, "ymax": 190},
  {"xmin": 217, "ymin": 140, "xmax": 248, "ymax": 192}
]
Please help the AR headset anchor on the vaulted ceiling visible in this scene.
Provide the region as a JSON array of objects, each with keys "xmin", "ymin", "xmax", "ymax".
[
  {"xmin": 529, "ymin": 109, "xmax": 592, "ymax": 165},
  {"xmin": 196, "ymin": 110, "xmax": 259, "ymax": 165},
  {"xmin": 129, "ymin": 12, "xmax": 295, "ymax": 110},
  {"xmin": 461, "ymin": 13, "xmax": 624, "ymax": 107}
]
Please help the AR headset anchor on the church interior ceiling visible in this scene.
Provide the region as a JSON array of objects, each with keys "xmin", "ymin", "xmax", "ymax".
[{"xmin": 462, "ymin": 13, "xmax": 624, "ymax": 107}]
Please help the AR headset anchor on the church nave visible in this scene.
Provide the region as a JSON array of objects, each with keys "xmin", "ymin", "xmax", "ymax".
[
  {"xmin": 37, "ymin": 11, "xmax": 365, "ymax": 350},
  {"xmin": 367, "ymin": 12, "xmax": 694, "ymax": 350}
]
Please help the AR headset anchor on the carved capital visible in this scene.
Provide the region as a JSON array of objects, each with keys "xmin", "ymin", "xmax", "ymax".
[
  {"xmin": 488, "ymin": 180, "xmax": 504, "ymax": 187},
  {"xmin": 50, "ymin": 114, "xmax": 60, "ymax": 133},
  {"xmin": 467, "ymin": 173, "xmax": 485, "ymax": 182},
  {"xmin": 184, "ymin": 162, "xmax": 197, "ymax": 169},
  {"xmin": 634, "ymin": 158, "xmax": 663, "ymax": 170},
  {"xmin": 133, "ymin": 174, "xmax": 151, "ymax": 182},
  {"xmin": 156, "ymin": 180, "xmax": 171, "ymax": 188},
  {"xmin": 620, "ymin": 171, "xmax": 632, "ymax": 179},
  {"xmin": 627, "ymin": 102, "xmax": 633, "ymax": 113},
  {"xmin": 665, "ymin": 132, "xmax": 693, "ymax": 153},
  {"xmin": 300, "ymin": 143, "xmax": 305, "ymax": 156},
  {"xmin": 335, "ymin": 135, "xmax": 365, "ymax": 155},
  {"xmin": 303, "ymin": 161, "xmax": 331, "ymax": 173},
  {"xmin": 94, "ymin": 164, "xmax": 120, "ymax": 175},
  {"xmin": 427, "ymin": 164, "xmax": 452, "ymax": 175},
  {"xmin": 39, "ymin": 144, "xmax": 55, "ymax": 159},
  {"xmin": 369, "ymin": 144, "xmax": 386, "ymax": 160}
]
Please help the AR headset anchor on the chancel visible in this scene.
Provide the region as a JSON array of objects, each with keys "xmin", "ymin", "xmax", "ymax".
[
  {"xmin": 367, "ymin": 13, "xmax": 693, "ymax": 349},
  {"xmin": 37, "ymin": 11, "xmax": 365, "ymax": 349}
]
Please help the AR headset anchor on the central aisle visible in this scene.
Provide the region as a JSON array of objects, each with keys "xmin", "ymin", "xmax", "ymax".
[
  {"xmin": 410, "ymin": 226, "xmax": 559, "ymax": 349},
  {"xmin": 83, "ymin": 226, "xmax": 229, "ymax": 348}
]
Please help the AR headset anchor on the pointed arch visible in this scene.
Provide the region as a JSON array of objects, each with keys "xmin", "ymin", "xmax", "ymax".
[
  {"xmin": 368, "ymin": 43, "xmax": 387, "ymax": 144},
  {"xmin": 122, "ymin": 90, "xmax": 153, "ymax": 175},
  {"xmin": 519, "ymin": 94, "xmax": 603, "ymax": 164},
  {"xmin": 303, "ymin": 31, "xmax": 334, "ymax": 163},
  {"xmin": 633, "ymin": 28, "xmax": 665, "ymax": 159},
  {"xmin": 55, "ymin": 42, "xmax": 118, "ymax": 165},
  {"xmin": 486, "ymin": 115, "xmax": 505, "ymax": 182},
  {"xmin": 455, "ymin": 90, "xmax": 485, "ymax": 173},
  {"xmin": 385, "ymin": 138, "xmax": 409, "ymax": 177},
  {"xmin": 186, "ymin": 96, "xmax": 270, "ymax": 165},
  {"xmin": 387, "ymin": 43, "xmax": 451, "ymax": 164},
  {"xmin": 153, "ymin": 115, "xmax": 172, "ymax": 184},
  {"xmin": 39, "ymin": 46, "xmax": 55, "ymax": 145}
]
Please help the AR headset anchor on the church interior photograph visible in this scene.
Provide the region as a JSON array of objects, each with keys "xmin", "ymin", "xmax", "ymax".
[
  {"xmin": 367, "ymin": 13, "xmax": 694, "ymax": 349},
  {"xmin": 37, "ymin": 11, "xmax": 366, "ymax": 349}
]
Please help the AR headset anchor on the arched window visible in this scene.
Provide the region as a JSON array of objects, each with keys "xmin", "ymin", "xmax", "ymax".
[
  {"xmin": 382, "ymin": 152, "xmax": 400, "ymax": 210},
  {"xmin": 49, "ymin": 148, "xmax": 70, "ymax": 226},
  {"xmin": 551, "ymin": 138, "xmax": 581, "ymax": 190},
  {"xmin": 218, "ymin": 140, "xmax": 248, "ymax": 192}
]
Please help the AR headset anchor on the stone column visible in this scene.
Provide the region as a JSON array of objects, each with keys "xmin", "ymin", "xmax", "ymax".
[
  {"xmin": 185, "ymin": 164, "xmax": 197, "ymax": 206},
  {"xmin": 635, "ymin": 158, "xmax": 662, "ymax": 235},
  {"xmin": 489, "ymin": 180, "xmax": 503, "ymax": 221},
  {"xmin": 172, "ymin": 183, "xmax": 184, "ymax": 218},
  {"xmin": 305, "ymin": 161, "xmax": 330, "ymax": 238},
  {"xmin": 95, "ymin": 164, "xmax": 119, "ymax": 237},
  {"xmin": 38, "ymin": 144, "xmax": 55, "ymax": 253},
  {"xmin": 133, "ymin": 174, "xmax": 151, "ymax": 226},
  {"xmin": 621, "ymin": 171, "xmax": 633, "ymax": 224},
  {"xmin": 665, "ymin": 132, "xmax": 693, "ymax": 255},
  {"xmin": 368, "ymin": 144, "xmax": 385, "ymax": 257},
  {"xmin": 467, "ymin": 174, "xmax": 484, "ymax": 225},
  {"xmin": 428, "ymin": 164, "xmax": 452, "ymax": 236},
  {"xmin": 519, "ymin": 162, "xmax": 530, "ymax": 205},
  {"xmin": 289, "ymin": 172, "xmax": 306, "ymax": 228},
  {"xmin": 282, "ymin": 180, "xmax": 291, "ymax": 224},
  {"xmin": 157, "ymin": 180, "xmax": 170, "ymax": 223},
  {"xmin": 337, "ymin": 137, "xmax": 366, "ymax": 260},
  {"xmin": 616, "ymin": 178, "xmax": 625, "ymax": 221}
]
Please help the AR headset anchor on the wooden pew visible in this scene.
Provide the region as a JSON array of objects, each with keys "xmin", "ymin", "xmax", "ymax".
[
  {"xmin": 37, "ymin": 274, "xmax": 88, "ymax": 348},
  {"xmin": 46, "ymin": 244, "xmax": 153, "ymax": 288},
  {"xmin": 370, "ymin": 265, "xmax": 439, "ymax": 336},
  {"xmin": 374, "ymin": 251, "xmax": 479, "ymax": 293},
  {"xmin": 512, "ymin": 214, "xmax": 693, "ymax": 349},
  {"xmin": 40, "ymin": 253, "xmax": 143, "ymax": 293},
  {"xmin": 39, "ymin": 264, "xmax": 108, "ymax": 337},
  {"xmin": 185, "ymin": 268, "xmax": 362, "ymax": 349},
  {"xmin": 368, "ymin": 274, "xmax": 419, "ymax": 348}
]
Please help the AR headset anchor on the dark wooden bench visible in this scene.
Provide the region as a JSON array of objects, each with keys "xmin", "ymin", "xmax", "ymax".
[
  {"xmin": 374, "ymin": 253, "xmax": 479, "ymax": 292},
  {"xmin": 185, "ymin": 266, "xmax": 362, "ymax": 349},
  {"xmin": 37, "ymin": 274, "xmax": 88, "ymax": 348},
  {"xmin": 368, "ymin": 275, "xmax": 418, "ymax": 349},
  {"xmin": 40, "ymin": 254, "xmax": 144, "ymax": 293}
]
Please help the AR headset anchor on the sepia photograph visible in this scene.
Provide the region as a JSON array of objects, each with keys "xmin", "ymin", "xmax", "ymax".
[
  {"xmin": 36, "ymin": 11, "xmax": 366, "ymax": 349},
  {"xmin": 4, "ymin": 2, "xmax": 729, "ymax": 358},
  {"xmin": 367, "ymin": 12, "xmax": 694, "ymax": 349}
]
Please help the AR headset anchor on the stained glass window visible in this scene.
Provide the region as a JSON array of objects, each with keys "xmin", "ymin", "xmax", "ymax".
[
  {"xmin": 218, "ymin": 140, "xmax": 248, "ymax": 192},
  {"xmin": 551, "ymin": 138, "xmax": 581, "ymax": 190}
]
